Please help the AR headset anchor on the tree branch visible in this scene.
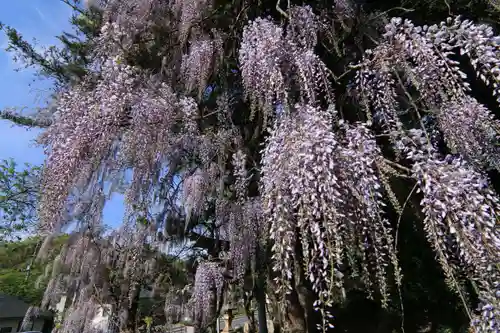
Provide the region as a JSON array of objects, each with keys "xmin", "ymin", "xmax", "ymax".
[{"xmin": 0, "ymin": 110, "xmax": 52, "ymax": 128}]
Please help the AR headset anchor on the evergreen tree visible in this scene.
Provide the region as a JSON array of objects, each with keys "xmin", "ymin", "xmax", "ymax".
[{"xmin": 0, "ymin": 159, "xmax": 40, "ymax": 241}]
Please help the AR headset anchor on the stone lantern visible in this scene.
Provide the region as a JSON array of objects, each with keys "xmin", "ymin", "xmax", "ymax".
[
  {"xmin": 182, "ymin": 315, "xmax": 195, "ymax": 333},
  {"xmin": 221, "ymin": 268, "xmax": 237, "ymax": 333},
  {"xmin": 221, "ymin": 306, "xmax": 235, "ymax": 333}
]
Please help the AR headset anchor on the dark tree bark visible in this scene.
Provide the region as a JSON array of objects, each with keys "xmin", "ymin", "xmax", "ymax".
[
  {"xmin": 255, "ymin": 276, "xmax": 268, "ymax": 333},
  {"xmin": 124, "ymin": 286, "xmax": 141, "ymax": 333}
]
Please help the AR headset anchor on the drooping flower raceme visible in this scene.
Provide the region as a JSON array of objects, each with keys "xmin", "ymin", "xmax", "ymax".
[
  {"xmin": 261, "ymin": 104, "xmax": 396, "ymax": 329},
  {"xmin": 171, "ymin": 0, "xmax": 213, "ymax": 44},
  {"xmin": 181, "ymin": 168, "xmax": 210, "ymax": 225},
  {"xmin": 239, "ymin": 7, "xmax": 332, "ymax": 122},
  {"xmin": 239, "ymin": 17, "xmax": 287, "ymax": 120},
  {"xmin": 38, "ymin": 59, "xmax": 142, "ymax": 232},
  {"xmin": 396, "ymin": 129, "xmax": 500, "ymax": 332},
  {"xmin": 356, "ymin": 17, "xmax": 500, "ymax": 172},
  {"xmin": 285, "ymin": 6, "xmax": 333, "ymax": 105},
  {"xmin": 339, "ymin": 122, "xmax": 399, "ymax": 305},
  {"xmin": 437, "ymin": 96, "xmax": 500, "ymax": 172},
  {"xmin": 189, "ymin": 261, "xmax": 225, "ymax": 327},
  {"xmin": 355, "ymin": 17, "xmax": 500, "ymax": 329},
  {"xmin": 40, "ymin": 225, "xmax": 158, "ymax": 333},
  {"xmin": 181, "ymin": 35, "xmax": 223, "ymax": 99},
  {"xmin": 227, "ymin": 198, "xmax": 264, "ymax": 280}
]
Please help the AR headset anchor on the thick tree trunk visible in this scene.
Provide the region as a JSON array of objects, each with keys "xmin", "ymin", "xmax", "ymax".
[
  {"xmin": 255, "ymin": 276, "xmax": 268, "ymax": 333},
  {"xmin": 266, "ymin": 274, "xmax": 308, "ymax": 333},
  {"xmin": 267, "ymin": 231, "xmax": 321, "ymax": 333},
  {"xmin": 253, "ymin": 246, "xmax": 269, "ymax": 333},
  {"xmin": 125, "ymin": 287, "xmax": 140, "ymax": 333},
  {"xmin": 243, "ymin": 290, "xmax": 257, "ymax": 332},
  {"xmin": 285, "ymin": 289, "xmax": 308, "ymax": 332}
]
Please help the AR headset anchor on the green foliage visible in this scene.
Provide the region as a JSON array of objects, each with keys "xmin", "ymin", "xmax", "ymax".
[
  {"xmin": 0, "ymin": 236, "xmax": 41, "ymax": 269},
  {"xmin": 143, "ymin": 316, "xmax": 153, "ymax": 330},
  {"xmin": 0, "ymin": 235, "xmax": 67, "ymax": 304},
  {"xmin": 0, "ymin": 159, "xmax": 40, "ymax": 241},
  {"xmin": 0, "ymin": 269, "xmax": 44, "ymax": 304},
  {"xmin": 0, "ymin": 22, "xmax": 66, "ymax": 82},
  {"xmin": 0, "ymin": 109, "xmax": 51, "ymax": 128}
]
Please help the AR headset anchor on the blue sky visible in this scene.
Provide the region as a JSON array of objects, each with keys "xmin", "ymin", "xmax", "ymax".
[
  {"xmin": 0, "ymin": 0, "xmax": 125, "ymax": 227},
  {"xmin": 0, "ymin": 0, "xmax": 68, "ymax": 165}
]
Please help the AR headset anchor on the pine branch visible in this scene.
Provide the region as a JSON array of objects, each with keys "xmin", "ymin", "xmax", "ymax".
[{"xmin": 0, "ymin": 110, "xmax": 52, "ymax": 128}]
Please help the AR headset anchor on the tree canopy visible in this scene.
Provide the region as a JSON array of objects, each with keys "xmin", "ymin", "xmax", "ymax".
[{"xmin": 0, "ymin": 159, "xmax": 40, "ymax": 241}]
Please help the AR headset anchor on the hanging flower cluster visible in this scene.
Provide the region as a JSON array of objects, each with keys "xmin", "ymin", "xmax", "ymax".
[
  {"xmin": 171, "ymin": 0, "xmax": 213, "ymax": 44},
  {"xmin": 38, "ymin": 59, "xmax": 143, "ymax": 232},
  {"xmin": 355, "ymin": 16, "xmax": 500, "ymax": 172},
  {"xmin": 355, "ymin": 16, "xmax": 500, "ymax": 332},
  {"xmin": 189, "ymin": 261, "xmax": 225, "ymax": 327},
  {"xmin": 181, "ymin": 168, "xmax": 210, "ymax": 224},
  {"xmin": 181, "ymin": 34, "xmax": 224, "ymax": 99},
  {"xmin": 226, "ymin": 198, "xmax": 264, "ymax": 280},
  {"xmin": 36, "ymin": 0, "xmax": 500, "ymax": 331},
  {"xmin": 261, "ymin": 104, "xmax": 396, "ymax": 328},
  {"xmin": 394, "ymin": 129, "xmax": 500, "ymax": 331},
  {"xmin": 38, "ymin": 225, "xmax": 158, "ymax": 333},
  {"xmin": 239, "ymin": 6, "xmax": 331, "ymax": 123},
  {"xmin": 38, "ymin": 58, "xmax": 183, "ymax": 232},
  {"xmin": 239, "ymin": 17, "xmax": 286, "ymax": 119},
  {"xmin": 38, "ymin": 0, "xmax": 237, "ymax": 332}
]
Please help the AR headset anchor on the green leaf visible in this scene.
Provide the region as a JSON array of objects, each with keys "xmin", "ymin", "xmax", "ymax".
[{"xmin": 0, "ymin": 159, "xmax": 40, "ymax": 241}]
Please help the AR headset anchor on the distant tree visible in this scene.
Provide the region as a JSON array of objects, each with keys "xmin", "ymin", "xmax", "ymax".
[
  {"xmin": 0, "ymin": 236, "xmax": 67, "ymax": 304},
  {"xmin": 0, "ymin": 159, "xmax": 40, "ymax": 241},
  {"xmin": 0, "ymin": 1, "xmax": 100, "ymax": 87}
]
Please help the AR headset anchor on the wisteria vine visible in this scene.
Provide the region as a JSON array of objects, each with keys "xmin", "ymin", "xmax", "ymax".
[{"xmin": 32, "ymin": 1, "xmax": 500, "ymax": 332}]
